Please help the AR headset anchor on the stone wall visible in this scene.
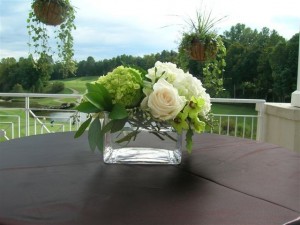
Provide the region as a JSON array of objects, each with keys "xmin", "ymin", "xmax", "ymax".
[{"xmin": 261, "ymin": 103, "xmax": 300, "ymax": 152}]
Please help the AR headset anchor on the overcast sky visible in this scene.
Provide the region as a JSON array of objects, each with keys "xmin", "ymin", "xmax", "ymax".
[{"xmin": 0, "ymin": 0, "xmax": 299, "ymax": 62}]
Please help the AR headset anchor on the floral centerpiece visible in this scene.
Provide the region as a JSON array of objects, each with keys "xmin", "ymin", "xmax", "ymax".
[{"xmin": 75, "ymin": 61, "xmax": 211, "ymax": 164}]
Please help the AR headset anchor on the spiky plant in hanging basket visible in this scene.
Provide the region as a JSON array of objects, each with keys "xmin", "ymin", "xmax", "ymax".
[
  {"xmin": 179, "ymin": 10, "xmax": 225, "ymax": 62},
  {"xmin": 177, "ymin": 9, "xmax": 227, "ymax": 97}
]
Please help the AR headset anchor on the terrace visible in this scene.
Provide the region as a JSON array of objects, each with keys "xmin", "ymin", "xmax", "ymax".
[{"xmin": 0, "ymin": 2, "xmax": 299, "ymax": 224}]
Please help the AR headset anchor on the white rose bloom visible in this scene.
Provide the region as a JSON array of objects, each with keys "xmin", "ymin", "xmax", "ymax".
[
  {"xmin": 144, "ymin": 61, "xmax": 211, "ymax": 117},
  {"xmin": 147, "ymin": 79, "xmax": 186, "ymax": 121}
]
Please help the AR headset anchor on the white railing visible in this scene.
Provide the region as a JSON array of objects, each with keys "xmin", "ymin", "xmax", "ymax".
[
  {"xmin": 0, "ymin": 114, "xmax": 21, "ymax": 138},
  {"xmin": 0, "ymin": 93, "xmax": 265, "ymax": 141},
  {"xmin": 210, "ymin": 98, "xmax": 265, "ymax": 140},
  {"xmin": 0, "ymin": 93, "xmax": 82, "ymax": 141}
]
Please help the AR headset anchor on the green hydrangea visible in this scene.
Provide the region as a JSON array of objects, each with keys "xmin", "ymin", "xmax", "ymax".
[{"xmin": 97, "ymin": 66, "xmax": 143, "ymax": 107}]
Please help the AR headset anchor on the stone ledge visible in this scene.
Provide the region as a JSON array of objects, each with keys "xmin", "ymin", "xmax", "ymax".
[{"xmin": 265, "ymin": 103, "xmax": 300, "ymax": 121}]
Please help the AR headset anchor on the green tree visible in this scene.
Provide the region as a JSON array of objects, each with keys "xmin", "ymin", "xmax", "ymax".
[
  {"xmin": 85, "ymin": 56, "xmax": 97, "ymax": 75},
  {"xmin": 269, "ymin": 33, "xmax": 299, "ymax": 101},
  {"xmin": 223, "ymin": 23, "xmax": 258, "ymax": 45},
  {"xmin": 22, "ymin": 56, "xmax": 50, "ymax": 92},
  {"xmin": 256, "ymin": 30, "xmax": 285, "ymax": 100},
  {"xmin": 223, "ymin": 23, "xmax": 287, "ymax": 100},
  {"xmin": 11, "ymin": 83, "xmax": 25, "ymax": 93},
  {"xmin": 222, "ymin": 42, "xmax": 245, "ymax": 97},
  {"xmin": 0, "ymin": 57, "xmax": 18, "ymax": 92},
  {"xmin": 223, "ymin": 24, "xmax": 259, "ymax": 98}
]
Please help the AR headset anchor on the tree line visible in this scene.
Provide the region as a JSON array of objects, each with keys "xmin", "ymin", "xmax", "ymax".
[{"xmin": 0, "ymin": 23, "xmax": 298, "ymax": 102}]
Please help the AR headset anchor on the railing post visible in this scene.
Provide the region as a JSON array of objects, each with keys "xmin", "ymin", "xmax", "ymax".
[
  {"xmin": 17, "ymin": 116, "xmax": 21, "ymax": 138},
  {"xmin": 25, "ymin": 96, "xmax": 30, "ymax": 136},
  {"xmin": 11, "ymin": 122, "xmax": 14, "ymax": 139},
  {"xmin": 256, "ymin": 102, "xmax": 265, "ymax": 141}
]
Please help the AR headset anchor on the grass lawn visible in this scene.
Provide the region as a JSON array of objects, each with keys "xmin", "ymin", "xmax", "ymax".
[
  {"xmin": 211, "ymin": 103, "xmax": 257, "ymax": 115},
  {"xmin": 0, "ymin": 108, "xmax": 27, "ymax": 140},
  {"xmin": 54, "ymin": 76, "xmax": 98, "ymax": 94}
]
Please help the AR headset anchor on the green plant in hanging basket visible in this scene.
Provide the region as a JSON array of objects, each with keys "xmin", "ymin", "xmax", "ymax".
[
  {"xmin": 177, "ymin": 9, "xmax": 227, "ymax": 97},
  {"xmin": 33, "ymin": 0, "xmax": 70, "ymax": 25},
  {"xmin": 27, "ymin": 0, "xmax": 77, "ymax": 77},
  {"xmin": 178, "ymin": 9, "xmax": 226, "ymax": 62},
  {"xmin": 182, "ymin": 33, "xmax": 219, "ymax": 61}
]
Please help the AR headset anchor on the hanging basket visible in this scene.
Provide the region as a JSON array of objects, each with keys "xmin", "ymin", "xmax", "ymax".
[
  {"xmin": 190, "ymin": 41, "xmax": 206, "ymax": 61},
  {"xmin": 189, "ymin": 40, "xmax": 218, "ymax": 62},
  {"xmin": 33, "ymin": 0, "xmax": 68, "ymax": 26}
]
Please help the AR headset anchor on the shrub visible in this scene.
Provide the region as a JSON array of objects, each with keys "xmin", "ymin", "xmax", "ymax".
[{"xmin": 47, "ymin": 81, "xmax": 65, "ymax": 93}]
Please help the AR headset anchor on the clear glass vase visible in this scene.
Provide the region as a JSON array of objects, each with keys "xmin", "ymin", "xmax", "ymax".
[{"xmin": 103, "ymin": 115, "xmax": 182, "ymax": 165}]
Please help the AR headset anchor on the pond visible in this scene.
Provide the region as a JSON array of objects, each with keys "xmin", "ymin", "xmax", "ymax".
[{"xmin": 37, "ymin": 112, "xmax": 88, "ymax": 123}]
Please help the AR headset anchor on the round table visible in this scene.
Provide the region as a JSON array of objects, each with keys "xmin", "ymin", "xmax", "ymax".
[{"xmin": 0, "ymin": 132, "xmax": 299, "ymax": 225}]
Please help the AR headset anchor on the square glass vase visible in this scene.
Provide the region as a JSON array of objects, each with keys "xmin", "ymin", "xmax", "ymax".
[{"xmin": 103, "ymin": 118, "xmax": 182, "ymax": 165}]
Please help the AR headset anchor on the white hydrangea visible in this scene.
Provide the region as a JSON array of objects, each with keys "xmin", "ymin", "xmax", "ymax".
[
  {"xmin": 172, "ymin": 74, "xmax": 211, "ymax": 116},
  {"xmin": 146, "ymin": 61, "xmax": 186, "ymax": 84}
]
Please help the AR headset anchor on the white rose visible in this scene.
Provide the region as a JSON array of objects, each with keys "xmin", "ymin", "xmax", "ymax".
[{"xmin": 147, "ymin": 79, "xmax": 186, "ymax": 121}]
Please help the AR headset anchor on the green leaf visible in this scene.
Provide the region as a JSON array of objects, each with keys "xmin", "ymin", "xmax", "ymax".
[
  {"xmin": 111, "ymin": 118, "xmax": 127, "ymax": 133},
  {"xmin": 102, "ymin": 118, "xmax": 128, "ymax": 134},
  {"xmin": 86, "ymin": 83, "xmax": 112, "ymax": 110},
  {"xmin": 85, "ymin": 92, "xmax": 107, "ymax": 111},
  {"xmin": 186, "ymin": 129, "xmax": 193, "ymax": 154},
  {"xmin": 88, "ymin": 118, "xmax": 103, "ymax": 152},
  {"xmin": 76, "ymin": 101, "xmax": 101, "ymax": 113},
  {"xmin": 115, "ymin": 130, "xmax": 139, "ymax": 144},
  {"xmin": 101, "ymin": 120, "xmax": 114, "ymax": 133},
  {"xmin": 74, "ymin": 116, "xmax": 92, "ymax": 138},
  {"xmin": 109, "ymin": 104, "xmax": 128, "ymax": 120},
  {"xmin": 86, "ymin": 82, "xmax": 104, "ymax": 93}
]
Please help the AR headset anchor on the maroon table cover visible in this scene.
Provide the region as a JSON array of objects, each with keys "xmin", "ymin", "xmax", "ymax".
[{"xmin": 0, "ymin": 132, "xmax": 299, "ymax": 225}]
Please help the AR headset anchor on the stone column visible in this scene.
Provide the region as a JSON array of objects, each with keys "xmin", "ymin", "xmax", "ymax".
[{"xmin": 291, "ymin": 31, "xmax": 300, "ymax": 107}]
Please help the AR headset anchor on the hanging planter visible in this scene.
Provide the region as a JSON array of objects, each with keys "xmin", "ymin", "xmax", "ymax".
[
  {"xmin": 27, "ymin": 0, "xmax": 77, "ymax": 77},
  {"xmin": 189, "ymin": 37, "xmax": 218, "ymax": 62},
  {"xmin": 189, "ymin": 39, "xmax": 206, "ymax": 61},
  {"xmin": 177, "ymin": 9, "xmax": 227, "ymax": 96},
  {"xmin": 181, "ymin": 35, "xmax": 219, "ymax": 62},
  {"xmin": 33, "ymin": 0, "xmax": 69, "ymax": 26},
  {"xmin": 178, "ymin": 10, "xmax": 225, "ymax": 62}
]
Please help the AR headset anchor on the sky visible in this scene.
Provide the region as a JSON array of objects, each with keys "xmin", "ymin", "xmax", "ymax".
[{"xmin": 0, "ymin": 0, "xmax": 299, "ymax": 62}]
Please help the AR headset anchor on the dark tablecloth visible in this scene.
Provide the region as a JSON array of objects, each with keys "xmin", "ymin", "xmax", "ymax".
[{"xmin": 0, "ymin": 132, "xmax": 299, "ymax": 225}]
